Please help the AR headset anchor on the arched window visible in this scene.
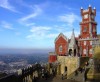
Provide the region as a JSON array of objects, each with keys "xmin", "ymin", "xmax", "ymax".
[
  {"xmin": 84, "ymin": 41, "xmax": 86, "ymax": 45},
  {"xmin": 89, "ymin": 49, "xmax": 92, "ymax": 54},
  {"xmin": 83, "ymin": 27, "xmax": 87, "ymax": 32},
  {"xmin": 59, "ymin": 45, "xmax": 62, "ymax": 52},
  {"xmin": 83, "ymin": 49, "xmax": 86, "ymax": 54},
  {"xmin": 93, "ymin": 27, "xmax": 96, "ymax": 32},
  {"xmin": 90, "ymin": 41, "xmax": 92, "ymax": 45}
]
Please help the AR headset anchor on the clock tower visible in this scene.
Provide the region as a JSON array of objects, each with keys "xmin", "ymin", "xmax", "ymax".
[{"xmin": 79, "ymin": 5, "xmax": 98, "ymax": 57}]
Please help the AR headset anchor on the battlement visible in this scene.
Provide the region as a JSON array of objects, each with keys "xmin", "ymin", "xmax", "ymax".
[
  {"xmin": 49, "ymin": 52, "xmax": 56, "ymax": 55},
  {"xmin": 81, "ymin": 5, "xmax": 96, "ymax": 16},
  {"xmin": 79, "ymin": 37, "xmax": 98, "ymax": 41}
]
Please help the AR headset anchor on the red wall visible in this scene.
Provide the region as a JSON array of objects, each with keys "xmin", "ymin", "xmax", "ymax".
[
  {"xmin": 80, "ymin": 40, "xmax": 92, "ymax": 57},
  {"xmin": 49, "ymin": 55, "xmax": 57, "ymax": 63},
  {"xmin": 55, "ymin": 36, "xmax": 68, "ymax": 56}
]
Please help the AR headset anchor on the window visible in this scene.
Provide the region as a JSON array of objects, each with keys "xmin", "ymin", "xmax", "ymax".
[
  {"xmin": 91, "ymin": 15, "xmax": 94, "ymax": 19},
  {"xmin": 84, "ymin": 41, "xmax": 86, "ymax": 45},
  {"xmin": 78, "ymin": 42, "xmax": 80, "ymax": 46},
  {"xmin": 83, "ymin": 27, "xmax": 87, "ymax": 32},
  {"xmin": 93, "ymin": 28, "xmax": 96, "ymax": 32},
  {"xmin": 59, "ymin": 45, "xmax": 62, "ymax": 52},
  {"xmin": 90, "ymin": 41, "xmax": 92, "ymax": 45},
  {"xmin": 83, "ymin": 49, "xmax": 86, "ymax": 54},
  {"xmin": 84, "ymin": 14, "xmax": 88, "ymax": 19},
  {"xmin": 89, "ymin": 49, "xmax": 92, "ymax": 54}
]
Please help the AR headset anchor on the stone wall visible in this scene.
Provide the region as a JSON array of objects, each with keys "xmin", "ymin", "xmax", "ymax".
[{"xmin": 57, "ymin": 56, "xmax": 80, "ymax": 76}]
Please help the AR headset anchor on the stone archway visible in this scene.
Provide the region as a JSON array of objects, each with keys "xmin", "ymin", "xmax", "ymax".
[
  {"xmin": 65, "ymin": 66, "xmax": 67, "ymax": 72},
  {"xmin": 69, "ymin": 49, "xmax": 72, "ymax": 56},
  {"xmin": 74, "ymin": 49, "xmax": 76, "ymax": 56}
]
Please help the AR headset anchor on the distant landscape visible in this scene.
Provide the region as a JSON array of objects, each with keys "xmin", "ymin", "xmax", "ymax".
[
  {"xmin": 0, "ymin": 53, "xmax": 48, "ymax": 64},
  {"xmin": 0, "ymin": 48, "xmax": 54, "ymax": 74}
]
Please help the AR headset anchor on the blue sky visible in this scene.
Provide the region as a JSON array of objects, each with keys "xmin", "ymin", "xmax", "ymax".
[{"xmin": 0, "ymin": 0, "xmax": 100, "ymax": 49}]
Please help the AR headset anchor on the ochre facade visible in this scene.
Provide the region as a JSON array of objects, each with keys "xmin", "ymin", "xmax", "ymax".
[{"xmin": 57, "ymin": 56, "xmax": 80, "ymax": 76}]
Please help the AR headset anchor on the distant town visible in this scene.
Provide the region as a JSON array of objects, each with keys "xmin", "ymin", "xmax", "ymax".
[{"xmin": 0, "ymin": 53, "xmax": 48, "ymax": 74}]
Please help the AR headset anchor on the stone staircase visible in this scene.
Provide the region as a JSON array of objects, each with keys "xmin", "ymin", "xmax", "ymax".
[
  {"xmin": 63, "ymin": 71, "xmax": 67, "ymax": 79},
  {"xmin": 71, "ymin": 71, "xmax": 85, "ymax": 82},
  {"xmin": 52, "ymin": 75, "xmax": 80, "ymax": 82},
  {"xmin": 68, "ymin": 64, "xmax": 91, "ymax": 82}
]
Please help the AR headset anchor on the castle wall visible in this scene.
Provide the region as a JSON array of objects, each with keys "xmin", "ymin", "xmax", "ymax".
[
  {"xmin": 94, "ymin": 46, "xmax": 100, "ymax": 55},
  {"xmin": 57, "ymin": 56, "xmax": 80, "ymax": 76}
]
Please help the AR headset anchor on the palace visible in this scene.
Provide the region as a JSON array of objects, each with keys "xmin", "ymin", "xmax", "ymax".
[
  {"xmin": 0, "ymin": 5, "xmax": 100, "ymax": 82},
  {"xmin": 48, "ymin": 5, "xmax": 100, "ymax": 77}
]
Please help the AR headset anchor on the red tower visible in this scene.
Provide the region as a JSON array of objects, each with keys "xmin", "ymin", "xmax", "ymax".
[{"xmin": 79, "ymin": 5, "xmax": 98, "ymax": 57}]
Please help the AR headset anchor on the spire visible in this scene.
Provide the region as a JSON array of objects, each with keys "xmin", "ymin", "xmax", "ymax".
[
  {"xmin": 89, "ymin": 4, "xmax": 91, "ymax": 7},
  {"xmin": 81, "ymin": 7, "xmax": 83, "ymax": 9},
  {"xmin": 71, "ymin": 28, "xmax": 75, "ymax": 38},
  {"xmin": 70, "ymin": 28, "xmax": 76, "ymax": 46},
  {"xmin": 72, "ymin": 28, "xmax": 74, "ymax": 36}
]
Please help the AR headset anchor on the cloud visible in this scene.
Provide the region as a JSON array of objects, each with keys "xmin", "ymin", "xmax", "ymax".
[
  {"xmin": 64, "ymin": 31, "xmax": 80, "ymax": 38},
  {"xmin": 46, "ymin": 33, "xmax": 58, "ymax": 38},
  {"xmin": 26, "ymin": 24, "xmax": 78, "ymax": 40},
  {"xmin": 26, "ymin": 26, "xmax": 52, "ymax": 40},
  {"xmin": 15, "ymin": 32, "xmax": 21, "ymax": 36},
  {"xmin": 53, "ymin": 25, "xmax": 70, "ymax": 33},
  {"xmin": 18, "ymin": 5, "xmax": 42, "ymax": 26},
  {"xmin": 58, "ymin": 13, "xmax": 80, "ymax": 27},
  {"xmin": 0, "ymin": 0, "xmax": 19, "ymax": 13},
  {"xmin": 0, "ymin": 21, "xmax": 14, "ymax": 30},
  {"xmin": 30, "ymin": 26, "xmax": 51, "ymax": 32},
  {"xmin": 25, "ymin": 23, "xmax": 35, "ymax": 27},
  {"xmin": 25, "ymin": 23, "xmax": 80, "ymax": 42}
]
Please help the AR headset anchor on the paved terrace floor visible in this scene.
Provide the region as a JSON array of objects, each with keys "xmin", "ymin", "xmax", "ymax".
[
  {"xmin": 37, "ymin": 75, "xmax": 80, "ymax": 82},
  {"xmin": 36, "ymin": 75, "xmax": 100, "ymax": 82}
]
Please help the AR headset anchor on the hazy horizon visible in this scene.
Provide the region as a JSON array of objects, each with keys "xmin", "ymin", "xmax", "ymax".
[{"xmin": 0, "ymin": 48, "xmax": 54, "ymax": 55}]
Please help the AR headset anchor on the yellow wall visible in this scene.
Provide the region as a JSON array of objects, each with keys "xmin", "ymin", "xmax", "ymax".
[
  {"xmin": 94, "ymin": 46, "xmax": 100, "ymax": 59},
  {"xmin": 57, "ymin": 56, "xmax": 80, "ymax": 76}
]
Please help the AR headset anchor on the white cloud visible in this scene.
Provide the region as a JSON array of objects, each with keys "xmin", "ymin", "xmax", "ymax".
[
  {"xmin": 46, "ymin": 33, "xmax": 58, "ymax": 38},
  {"xmin": 53, "ymin": 25, "xmax": 70, "ymax": 33},
  {"xmin": 26, "ymin": 24, "xmax": 80, "ymax": 41},
  {"xmin": 25, "ymin": 23, "xmax": 35, "ymax": 27},
  {"xmin": 30, "ymin": 26, "xmax": 51, "ymax": 32},
  {"xmin": 19, "ymin": 13, "xmax": 37, "ymax": 22},
  {"xmin": 26, "ymin": 26, "xmax": 52, "ymax": 40},
  {"xmin": 0, "ymin": 0, "xmax": 19, "ymax": 13},
  {"xmin": 58, "ymin": 13, "xmax": 80, "ymax": 27},
  {"xmin": 18, "ymin": 5, "xmax": 42, "ymax": 26},
  {"xmin": 0, "ymin": 21, "xmax": 13, "ymax": 30},
  {"xmin": 15, "ymin": 32, "xmax": 21, "ymax": 36},
  {"xmin": 64, "ymin": 31, "xmax": 80, "ymax": 38}
]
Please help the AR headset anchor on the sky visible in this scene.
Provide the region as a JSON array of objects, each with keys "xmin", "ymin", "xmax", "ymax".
[{"xmin": 0, "ymin": 0, "xmax": 100, "ymax": 50}]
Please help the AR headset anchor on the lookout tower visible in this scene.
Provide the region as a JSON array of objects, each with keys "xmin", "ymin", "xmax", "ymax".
[{"xmin": 79, "ymin": 5, "xmax": 98, "ymax": 57}]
